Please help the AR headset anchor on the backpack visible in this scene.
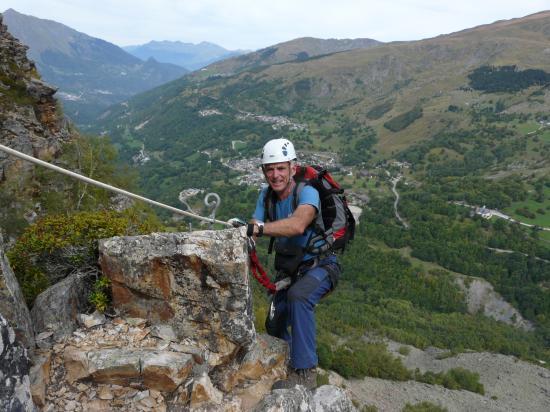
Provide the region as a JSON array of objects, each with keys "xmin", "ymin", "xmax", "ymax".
[{"xmin": 264, "ymin": 165, "xmax": 356, "ymax": 255}]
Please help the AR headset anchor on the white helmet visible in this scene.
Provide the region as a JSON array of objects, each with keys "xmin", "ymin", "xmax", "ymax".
[{"xmin": 261, "ymin": 138, "xmax": 296, "ymax": 165}]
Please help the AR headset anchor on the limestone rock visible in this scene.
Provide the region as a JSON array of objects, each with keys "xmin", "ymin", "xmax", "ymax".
[
  {"xmin": 219, "ymin": 333, "xmax": 287, "ymax": 392},
  {"xmin": 0, "ymin": 15, "xmax": 72, "ymax": 242},
  {"xmin": 64, "ymin": 346, "xmax": 194, "ymax": 391},
  {"xmin": 0, "ymin": 232, "xmax": 35, "ymax": 351},
  {"xmin": 87, "ymin": 349, "xmax": 143, "ymax": 386},
  {"xmin": 190, "ymin": 373, "xmax": 224, "ymax": 408},
  {"xmin": 78, "ymin": 311, "xmax": 106, "ymax": 329},
  {"xmin": 29, "ymin": 351, "xmax": 51, "ymax": 407},
  {"xmin": 0, "ymin": 313, "xmax": 36, "ymax": 412},
  {"xmin": 98, "ymin": 228, "xmax": 255, "ymax": 362},
  {"xmin": 252, "ymin": 384, "xmax": 357, "ymax": 412},
  {"xmin": 64, "ymin": 347, "xmax": 141, "ymax": 385},
  {"xmin": 253, "ymin": 385, "xmax": 312, "ymax": 411},
  {"xmin": 141, "ymin": 350, "xmax": 194, "ymax": 391},
  {"xmin": 63, "ymin": 346, "xmax": 92, "ymax": 384},
  {"xmin": 84, "ymin": 399, "xmax": 111, "ymax": 412},
  {"xmin": 31, "ymin": 271, "xmax": 92, "ymax": 340},
  {"xmin": 456, "ymin": 275, "xmax": 534, "ymax": 331},
  {"xmin": 312, "ymin": 385, "xmax": 357, "ymax": 411},
  {"xmin": 150, "ymin": 324, "xmax": 177, "ymax": 342},
  {"xmin": 0, "ymin": 15, "xmax": 71, "ymax": 182}
]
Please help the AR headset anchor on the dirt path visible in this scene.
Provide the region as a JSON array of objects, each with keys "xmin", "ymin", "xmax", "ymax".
[{"xmin": 391, "ymin": 176, "xmax": 409, "ymax": 229}]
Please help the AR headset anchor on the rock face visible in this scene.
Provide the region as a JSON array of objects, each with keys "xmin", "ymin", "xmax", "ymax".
[
  {"xmin": 0, "ymin": 14, "xmax": 70, "ymax": 178},
  {"xmin": 0, "ymin": 232, "xmax": 34, "ymax": 351},
  {"xmin": 30, "ymin": 271, "xmax": 92, "ymax": 340},
  {"xmin": 98, "ymin": 228, "xmax": 255, "ymax": 362},
  {"xmin": 0, "ymin": 14, "xmax": 72, "ymax": 241},
  {"xmin": 455, "ymin": 275, "xmax": 534, "ymax": 331},
  {"xmin": 0, "ymin": 313, "xmax": 35, "ymax": 412}
]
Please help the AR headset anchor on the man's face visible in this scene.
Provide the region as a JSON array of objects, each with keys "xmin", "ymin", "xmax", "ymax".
[{"xmin": 263, "ymin": 161, "xmax": 295, "ymax": 194}]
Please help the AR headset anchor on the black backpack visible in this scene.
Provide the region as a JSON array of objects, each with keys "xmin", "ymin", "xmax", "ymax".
[{"xmin": 264, "ymin": 165, "xmax": 355, "ymax": 255}]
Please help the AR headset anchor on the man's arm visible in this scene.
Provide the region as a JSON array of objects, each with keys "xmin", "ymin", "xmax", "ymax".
[{"xmin": 252, "ymin": 204, "xmax": 316, "ymax": 237}]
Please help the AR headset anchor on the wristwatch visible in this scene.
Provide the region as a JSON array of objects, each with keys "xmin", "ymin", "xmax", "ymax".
[{"xmin": 256, "ymin": 222, "xmax": 264, "ymax": 237}]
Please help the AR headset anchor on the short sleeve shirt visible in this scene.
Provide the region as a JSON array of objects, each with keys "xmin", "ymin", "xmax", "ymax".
[{"xmin": 252, "ymin": 185, "xmax": 321, "ymax": 260}]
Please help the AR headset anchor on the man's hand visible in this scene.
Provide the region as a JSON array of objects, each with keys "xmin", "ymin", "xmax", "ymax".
[{"xmin": 274, "ymin": 277, "xmax": 292, "ymax": 291}]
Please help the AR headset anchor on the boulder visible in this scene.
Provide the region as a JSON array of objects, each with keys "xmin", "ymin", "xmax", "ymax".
[
  {"xmin": 141, "ymin": 350, "xmax": 194, "ymax": 391},
  {"xmin": 253, "ymin": 385, "xmax": 357, "ymax": 411},
  {"xmin": 30, "ymin": 271, "xmax": 92, "ymax": 340},
  {"xmin": 0, "ymin": 313, "xmax": 36, "ymax": 412},
  {"xmin": 64, "ymin": 347, "xmax": 141, "ymax": 385},
  {"xmin": 312, "ymin": 385, "xmax": 357, "ymax": 411},
  {"xmin": 63, "ymin": 346, "xmax": 194, "ymax": 391},
  {"xmin": 190, "ymin": 372, "xmax": 224, "ymax": 408},
  {"xmin": 253, "ymin": 385, "xmax": 312, "ymax": 411},
  {"xmin": 218, "ymin": 333, "xmax": 287, "ymax": 392},
  {"xmin": 77, "ymin": 311, "xmax": 106, "ymax": 329},
  {"xmin": 0, "ymin": 233, "xmax": 35, "ymax": 351},
  {"xmin": 151, "ymin": 324, "xmax": 177, "ymax": 342},
  {"xmin": 98, "ymin": 228, "xmax": 255, "ymax": 363}
]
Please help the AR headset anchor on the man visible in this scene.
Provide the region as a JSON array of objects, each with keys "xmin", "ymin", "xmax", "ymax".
[{"xmin": 248, "ymin": 138, "xmax": 341, "ymax": 390}]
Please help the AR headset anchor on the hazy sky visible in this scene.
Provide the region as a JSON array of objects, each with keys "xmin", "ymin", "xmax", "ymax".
[{"xmin": 2, "ymin": 0, "xmax": 549, "ymax": 50}]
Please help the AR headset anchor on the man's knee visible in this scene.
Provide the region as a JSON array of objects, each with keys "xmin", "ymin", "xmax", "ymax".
[{"xmin": 287, "ymin": 275, "xmax": 320, "ymax": 303}]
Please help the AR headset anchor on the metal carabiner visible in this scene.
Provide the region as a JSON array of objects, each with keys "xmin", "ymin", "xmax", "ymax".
[{"xmin": 246, "ymin": 236, "xmax": 256, "ymax": 252}]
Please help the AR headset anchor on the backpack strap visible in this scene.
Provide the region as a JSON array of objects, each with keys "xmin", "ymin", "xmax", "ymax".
[
  {"xmin": 294, "ymin": 180, "xmax": 331, "ymax": 254},
  {"xmin": 264, "ymin": 187, "xmax": 278, "ymax": 254}
]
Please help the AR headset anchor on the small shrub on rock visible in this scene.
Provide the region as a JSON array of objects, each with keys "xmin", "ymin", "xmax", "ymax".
[{"xmin": 8, "ymin": 210, "xmax": 160, "ymax": 305}]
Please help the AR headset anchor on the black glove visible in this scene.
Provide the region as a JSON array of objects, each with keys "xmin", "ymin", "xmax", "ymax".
[{"xmin": 228, "ymin": 218, "xmax": 246, "ymax": 228}]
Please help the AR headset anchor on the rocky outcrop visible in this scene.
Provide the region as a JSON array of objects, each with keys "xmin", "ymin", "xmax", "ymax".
[
  {"xmin": 0, "ymin": 14, "xmax": 70, "ymax": 178},
  {"xmin": 0, "ymin": 232, "xmax": 34, "ymax": 351},
  {"xmin": 455, "ymin": 275, "xmax": 534, "ymax": 331},
  {"xmin": 0, "ymin": 14, "xmax": 72, "ymax": 242},
  {"xmin": 33, "ymin": 313, "xmax": 291, "ymax": 411},
  {"xmin": 30, "ymin": 271, "xmax": 92, "ymax": 341},
  {"xmin": 1, "ymin": 228, "xmax": 357, "ymax": 411},
  {"xmin": 98, "ymin": 228, "xmax": 255, "ymax": 364},
  {"xmin": 0, "ymin": 313, "xmax": 35, "ymax": 412}
]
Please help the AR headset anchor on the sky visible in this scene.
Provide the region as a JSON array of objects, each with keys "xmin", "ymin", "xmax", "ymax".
[{"xmin": 2, "ymin": 0, "xmax": 549, "ymax": 50}]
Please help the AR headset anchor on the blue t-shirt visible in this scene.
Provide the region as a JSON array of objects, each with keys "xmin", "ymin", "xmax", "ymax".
[{"xmin": 253, "ymin": 185, "xmax": 322, "ymax": 260}]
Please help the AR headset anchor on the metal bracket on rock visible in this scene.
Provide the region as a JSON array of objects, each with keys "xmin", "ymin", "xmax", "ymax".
[{"xmin": 204, "ymin": 193, "xmax": 221, "ymax": 229}]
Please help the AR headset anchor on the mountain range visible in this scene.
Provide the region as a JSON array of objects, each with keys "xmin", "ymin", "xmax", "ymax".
[
  {"xmin": 123, "ymin": 40, "xmax": 247, "ymax": 71},
  {"xmin": 2, "ymin": 8, "xmax": 189, "ymax": 125},
  {"xmin": 95, "ymin": 11, "xmax": 550, "ymax": 161}
]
